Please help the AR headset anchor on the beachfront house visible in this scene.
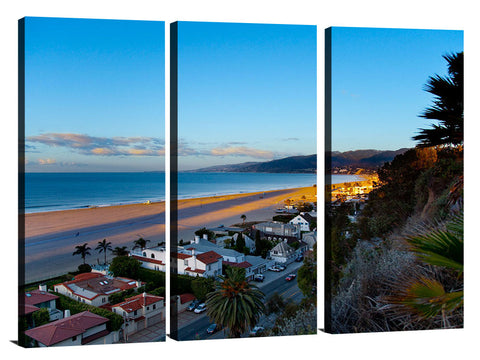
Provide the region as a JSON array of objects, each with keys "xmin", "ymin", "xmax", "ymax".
[
  {"xmin": 24, "ymin": 311, "xmax": 116, "ymax": 347},
  {"xmin": 207, "ymin": 225, "xmax": 244, "ymax": 236},
  {"xmin": 23, "ymin": 285, "xmax": 63, "ymax": 322},
  {"xmin": 130, "ymin": 246, "xmax": 166, "ymax": 272},
  {"xmin": 253, "ymin": 221, "xmax": 301, "ymax": 240},
  {"xmin": 54, "ymin": 272, "xmax": 142, "ymax": 307},
  {"xmin": 111, "ymin": 293, "xmax": 164, "ymax": 336},
  {"xmin": 289, "ymin": 213, "xmax": 315, "ymax": 232}
]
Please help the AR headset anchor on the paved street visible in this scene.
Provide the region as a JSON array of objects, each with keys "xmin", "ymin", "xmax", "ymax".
[{"xmin": 173, "ymin": 260, "xmax": 306, "ymax": 341}]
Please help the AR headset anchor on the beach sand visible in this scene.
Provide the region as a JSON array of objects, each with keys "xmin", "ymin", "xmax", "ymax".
[{"xmin": 23, "ymin": 186, "xmax": 316, "ymax": 283}]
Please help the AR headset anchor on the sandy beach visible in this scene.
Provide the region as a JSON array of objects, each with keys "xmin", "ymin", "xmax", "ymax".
[{"xmin": 23, "ymin": 186, "xmax": 316, "ymax": 284}]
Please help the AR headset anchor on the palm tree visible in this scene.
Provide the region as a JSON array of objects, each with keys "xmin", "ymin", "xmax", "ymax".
[
  {"xmin": 386, "ymin": 211, "xmax": 463, "ymax": 327},
  {"xmin": 206, "ymin": 267, "xmax": 265, "ymax": 338},
  {"xmin": 111, "ymin": 246, "xmax": 129, "ymax": 257},
  {"xmin": 72, "ymin": 243, "xmax": 91, "ymax": 265},
  {"xmin": 413, "ymin": 52, "xmax": 463, "ymax": 147},
  {"xmin": 132, "ymin": 237, "xmax": 150, "ymax": 251},
  {"xmin": 95, "ymin": 239, "xmax": 112, "ymax": 265},
  {"xmin": 241, "ymin": 214, "xmax": 246, "ymax": 224}
]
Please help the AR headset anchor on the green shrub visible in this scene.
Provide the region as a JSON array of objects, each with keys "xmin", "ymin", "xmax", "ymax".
[{"xmin": 55, "ymin": 293, "xmax": 123, "ymax": 331}]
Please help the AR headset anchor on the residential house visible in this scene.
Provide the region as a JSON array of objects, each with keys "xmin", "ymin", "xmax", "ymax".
[
  {"xmin": 270, "ymin": 241, "xmax": 297, "ymax": 265},
  {"xmin": 173, "ymin": 250, "xmax": 223, "ymax": 278},
  {"xmin": 302, "ymin": 231, "xmax": 317, "ymax": 250},
  {"xmin": 23, "ymin": 285, "xmax": 63, "ymax": 321},
  {"xmin": 111, "ymin": 293, "xmax": 164, "ymax": 335},
  {"xmin": 182, "ymin": 236, "xmax": 246, "ymax": 263},
  {"xmin": 215, "ymin": 233, "xmax": 256, "ymax": 253},
  {"xmin": 289, "ymin": 212, "xmax": 315, "ymax": 232},
  {"xmin": 253, "ymin": 221, "xmax": 301, "ymax": 240},
  {"xmin": 24, "ymin": 311, "xmax": 116, "ymax": 347},
  {"xmin": 54, "ymin": 272, "xmax": 142, "ymax": 307},
  {"xmin": 207, "ymin": 225, "xmax": 244, "ymax": 236},
  {"xmin": 174, "ymin": 293, "xmax": 196, "ymax": 313},
  {"xmin": 130, "ymin": 246, "xmax": 166, "ymax": 272}
]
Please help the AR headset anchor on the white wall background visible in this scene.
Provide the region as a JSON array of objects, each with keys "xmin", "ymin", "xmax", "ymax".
[{"xmin": 1, "ymin": 0, "xmax": 477, "ymax": 359}]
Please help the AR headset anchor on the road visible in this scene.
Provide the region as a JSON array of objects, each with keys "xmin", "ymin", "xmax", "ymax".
[{"xmin": 174, "ymin": 271, "xmax": 304, "ymax": 341}]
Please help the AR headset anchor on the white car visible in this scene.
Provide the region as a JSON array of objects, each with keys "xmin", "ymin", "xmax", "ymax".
[
  {"xmin": 268, "ymin": 266, "xmax": 281, "ymax": 272},
  {"xmin": 194, "ymin": 303, "xmax": 207, "ymax": 314}
]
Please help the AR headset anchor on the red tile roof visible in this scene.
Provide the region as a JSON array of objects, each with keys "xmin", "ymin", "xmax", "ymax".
[
  {"xmin": 24, "ymin": 289, "xmax": 59, "ymax": 306},
  {"xmin": 20, "ymin": 304, "xmax": 40, "ymax": 316},
  {"xmin": 112, "ymin": 293, "xmax": 164, "ymax": 313},
  {"xmin": 55, "ymin": 273, "xmax": 139, "ymax": 300},
  {"xmin": 185, "ymin": 267, "xmax": 206, "ymax": 274},
  {"xmin": 24, "ymin": 311, "xmax": 108, "ymax": 346},
  {"xmin": 223, "ymin": 261, "xmax": 252, "ymax": 269},
  {"xmin": 196, "ymin": 250, "xmax": 223, "ymax": 265},
  {"xmin": 173, "ymin": 253, "xmax": 192, "ymax": 260},
  {"xmin": 179, "ymin": 293, "xmax": 195, "ymax": 304},
  {"xmin": 131, "ymin": 255, "xmax": 165, "ymax": 265}
]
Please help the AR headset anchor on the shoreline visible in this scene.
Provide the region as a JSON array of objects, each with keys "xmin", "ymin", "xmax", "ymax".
[{"xmin": 23, "ymin": 186, "xmax": 316, "ymax": 283}]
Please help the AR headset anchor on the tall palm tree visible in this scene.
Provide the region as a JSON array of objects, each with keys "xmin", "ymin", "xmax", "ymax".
[
  {"xmin": 132, "ymin": 237, "xmax": 150, "ymax": 251},
  {"xmin": 386, "ymin": 211, "xmax": 463, "ymax": 327},
  {"xmin": 95, "ymin": 238, "xmax": 112, "ymax": 265},
  {"xmin": 111, "ymin": 246, "xmax": 129, "ymax": 257},
  {"xmin": 72, "ymin": 243, "xmax": 91, "ymax": 265},
  {"xmin": 413, "ymin": 52, "xmax": 463, "ymax": 147},
  {"xmin": 206, "ymin": 267, "xmax": 265, "ymax": 338}
]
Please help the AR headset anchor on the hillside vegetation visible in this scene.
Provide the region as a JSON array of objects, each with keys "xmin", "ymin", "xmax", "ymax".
[{"xmin": 327, "ymin": 52, "xmax": 464, "ymax": 333}]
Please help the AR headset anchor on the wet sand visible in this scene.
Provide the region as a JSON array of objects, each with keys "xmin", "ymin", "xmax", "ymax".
[{"xmin": 23, "ymin": 186, "xmax": 316, "ymax": 283}]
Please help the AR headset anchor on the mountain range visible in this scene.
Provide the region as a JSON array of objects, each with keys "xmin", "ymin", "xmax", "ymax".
[
  {"xmin": 328, "ymin": 148, "xmax": 409, "ymax": 169},
  {"xmin": 191, "ymin": 154, "xmax": 317, "ymax": 173},
  {"xmin": 190, "ymin": 149, "xmax": 409, "ymax": 173}
]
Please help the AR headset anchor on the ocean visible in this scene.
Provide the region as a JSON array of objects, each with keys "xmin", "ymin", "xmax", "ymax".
[
  {"xmin": 328, "ymin": 174, "xmax": 366, "ymax": 184},
  {"xmin": 24, "ymin": 172, "xmax": 317, "ymax": 213}
]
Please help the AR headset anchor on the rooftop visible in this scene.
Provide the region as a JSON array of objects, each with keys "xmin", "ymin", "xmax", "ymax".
[
  {"xmin": 112, "ymin": 293, "xmax": 164, "ymax": 313},
  {"xmin": 24, "ymin": 311, "xmax": 109, "ymax": 346},
  {"xmin": 24, "ymin": 289, "xmax": 59, "ymax": 306},
  {"xmin": 55, "ymin": 272, "xmax": 139, "ymax": 300}
]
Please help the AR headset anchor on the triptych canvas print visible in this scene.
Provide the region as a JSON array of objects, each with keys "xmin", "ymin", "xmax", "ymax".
[{"xmin": 18, "ymin": 17, "xmax": 463, "ymax": 348}]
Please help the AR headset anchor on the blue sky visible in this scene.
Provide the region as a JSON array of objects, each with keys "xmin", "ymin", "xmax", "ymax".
[
  {"xmin": 24, "ymin": 17, "xmax": 165, "ymax": 172},
  {"xmin": 177, "ymin": 22, "xmax": 317, "ymax": 170},
  {"xmin": 331, "ymin": 27, "xmax": 463, "ymax": 152}
]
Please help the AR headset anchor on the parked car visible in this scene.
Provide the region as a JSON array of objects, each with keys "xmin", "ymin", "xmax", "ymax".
[
  {"xmin": 194, "ymin": 303, "xmax": 207, "ymax": 314},
  {"xmin": 207, "ymin": 323, "xmax": 219, "ymax": 334},
  {"xmin": 277, "ymin": 265, "xmax": 286, "ymax": 271},
  {"xmin": 187, "ymin": 300, "xmax": 200, "ymax": 311},
  {"xmin": 285, "ymin": 274, "xmax": 296, "ymax": 281},
  {"xmin": 254, "ymin": 274, "xmax": 265, "ymax": 282},
  {"xmin": 249, "ymin": 326, "xmax": 265, "ymax": 336},
  {"xmin": 268, "ymin": 266, "xmax": 281, "ymax": 272},
  {"xmin": 295, "ymin": 254, "xmax": 304, "ymax": 262}
]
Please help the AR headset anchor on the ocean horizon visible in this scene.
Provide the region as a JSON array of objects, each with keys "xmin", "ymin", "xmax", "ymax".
[{"xmin": 23, "ymin": 172, "xmax": 318, "ymax": 214}]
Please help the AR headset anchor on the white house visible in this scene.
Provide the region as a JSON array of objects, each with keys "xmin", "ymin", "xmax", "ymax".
[
  {"xmin": 54, "ymin": 272, "xmax": 142, "ymax": 307},
  {"xmin": 24, "ymin": 311, "xmax": 117, "ymax": 347},
  {"xmin": 130, "ymin": 246, "xmax": 166, "ymax": 272},
  {"xmin": 111, "ymin": 293, "xmax": 164, "ymax": 336},
  {"xmin": 270, "ymin": 241, "xmax": 297, "ymax": 264},
  {"xmin": 289, "ymin": 213, "xmax": 315, "ymax": 232},
  {"xmin": 174, "ymin": 250, "xmax": 223, "ymax": 278}
]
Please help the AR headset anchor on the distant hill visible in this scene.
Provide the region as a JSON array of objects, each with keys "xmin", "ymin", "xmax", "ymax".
[
  {"xmin": 191, "ymin": 154, "xmax": 317, "ymax": 173},
  {"xmin": 328, "ymin": 148, "xmax": 409, "ymax": 169}
]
